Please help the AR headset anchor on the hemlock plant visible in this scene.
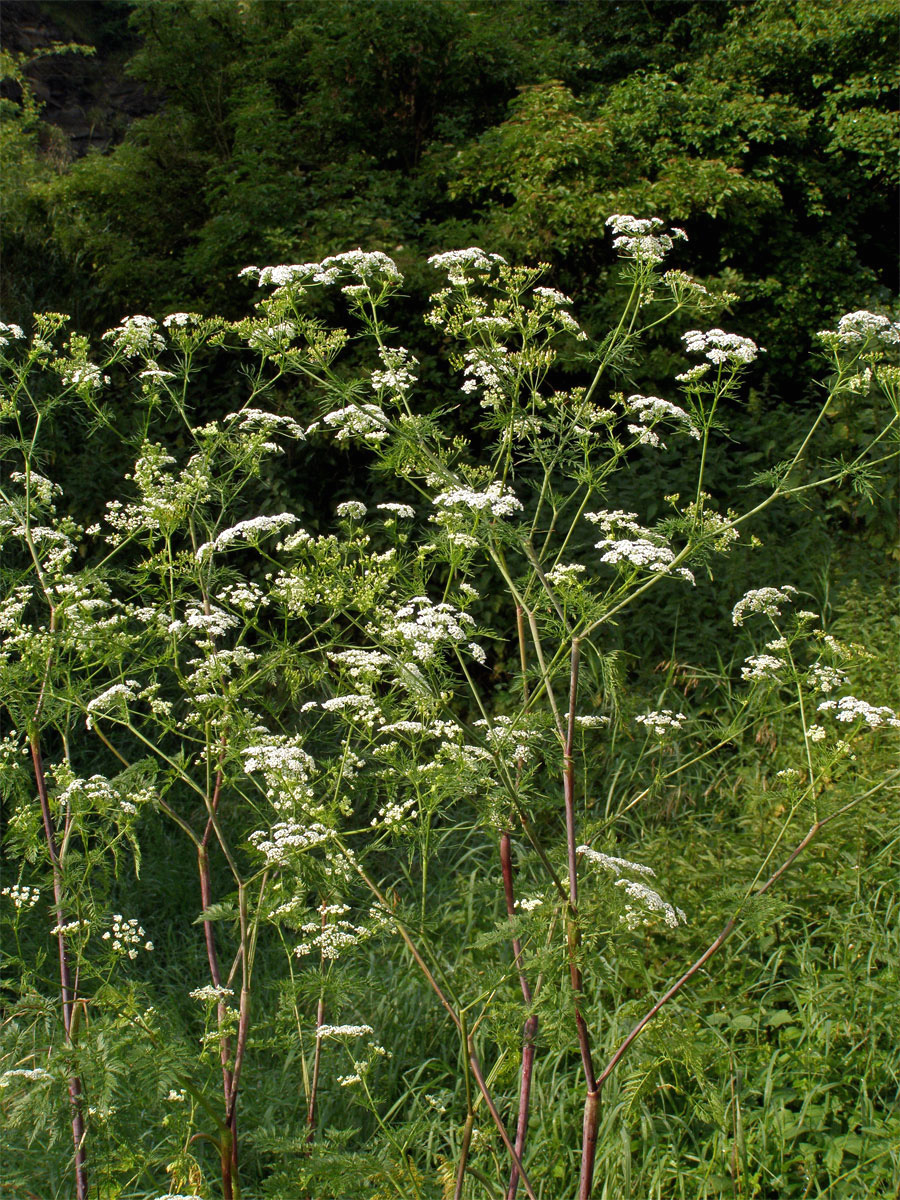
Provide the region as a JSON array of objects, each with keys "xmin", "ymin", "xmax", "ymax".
[{"xmin": 1, "ymin": 219, "xmax": 898, "ymax": 1199}]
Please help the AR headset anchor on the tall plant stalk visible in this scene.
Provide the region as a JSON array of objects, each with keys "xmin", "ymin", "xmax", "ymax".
[{"xmin": 30, "ymin": 734, "xmax": 88, "ymax": 1200}]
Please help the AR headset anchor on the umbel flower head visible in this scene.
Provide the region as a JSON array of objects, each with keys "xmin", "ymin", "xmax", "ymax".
[{"xmin": 606, "ymin": 214, "xmax": 687, "ymax": 264}]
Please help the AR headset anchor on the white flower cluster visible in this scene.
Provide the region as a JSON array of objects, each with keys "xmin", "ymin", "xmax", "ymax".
[
  {"xmin": 196, "ymin": 513, "xmax": 300, "ymax": 561},
  {"xmin": 372, "ymin": 794, "xmax": 418, "ymax": 828},
  {"xmin": 0, "ymin": 322, "xmax": 26, "ymax": 346},
  {"xmin": 379, "ymin": 719, "xmax": 427, "ymax": 736},
  {"xmin": 86, "ymin": 680, "xmax": 142, "ymax": 728},
  {"xmin": 240, "ymin": 262, "xmax": 336, "ymax": 288},
  {"xmin": 9, "ymin": 469, "xmax": 60, "ymax": 506},
  {"xmin": 683, "ymin": 494, "xmax": 740, "ymax": 550},
  {"xmin": 585, "ymin": 510, "xmax": 693, "ymax": 581},
  {"xmin": 606, "ymin": 214, "xmax": 687, "ymax": 265},
  {"xmin": 574, "ymin": 714, "xmax": 610, "ymax": 728},
  {"xmin": 317, "ymin": 1023, "xmax": 374, "ymax": 1039},
  {"xmin": 178, "ymin": 603, "xmax": 241, "ymax": 643},
  {"xmin": 296, "ymin": 913, "xmax": 370, "ymax": 960},
  {"xmin": 1, "ymin": 884, "xmax": 40, "ymax": 910},
  {"xmin": 378, "ymin": 502, "xmax": 415, "ymax": 520},
  {"xmin": 808, "ymin": 662, "xmax": 849, "ymax": 693},
  {"xmin": 818, "ymin": 310, "xmax": 900, "ymax": 347},
  {"xmin": 189, "ymin": 984, "xmax": 233, "ymax": 1002},
  {"xmin": 325, "ymin": 249, "xmax": 402, "ymax": 286},
  {"xmin": 162, "ymin": 312, "xmax": 198, "ymax": 328},
  {"xmin": 635, "ymin": 710, "xmax": 686, "ymax": 736},
  {"xmin": 817, "ymin": 696, "xmax": 900, "ymax": 728},
  {"xmin": 56, "ymin": 773, "xmax": 146, "ymax": 817},
  {"xmin": 225, "ymin": 407, "xmax": 306, "ymax": 440},
  {"xmin": 584, "ymin": 510, "xmax": 646, "ymax": 535},
  {"xmin": 473, "ymin": 714, "xmax": 535, "ymax": 765},
  {"xmin": 336, "ymin": 1034, "xmax": 391, "ymax": 1087},
  {"xmin": 103, "ymin": 443, "xmax": 213, "ymax": 541},
  {"xmin": 546, "ymin": 562, "xmax": 587, "ymax": 587},
  {"xmin": 662, "ymin": 270, "xmax": 711, "ymax": 299},
  {"xmin": 433, "ymin": 481, "xmax": 522, "ymax": 517},
  {"xmin": 185, "ymin": 646, "xmax": 257, "ymax": 703},
  {"xmin": 0, "ymin": 1068, "xmax": 52, "ymax": 1087},
  {"xmin": 336, "ymin": 500, "xmax": 367, "ymax": 519},
  {"xmin": 625, "ymin": 394, "xmax": 700, "ymax": 442},
  {"xmin": 577, "ymin": 847, "xmax": 655, "ymax": 877},
  {"xmin": 61, "ymin": 361, "xmax": 109, "ymax": 390},
  {"xmin": 533, "ymin": 286, "xmax": 572, "ymax": 306},
  {"xmin": 48, "ymin": 579, "xmax": 120, "ymax": 646},
  {"xmin": 473, "ymin": 315, "xmax": 514, "ymax": 335},
  {"xmin": 579, "ymin": 844, "xmax": 685, "ymax": 928},
  {"xmin": 428, "ymin": 247, "xmax": 507, "ymax": 285},
  {"xmin": 530, "ymin": 287, "xmax": 587, "ymax": 338},
  {"xmin": 597, "ymin": 538, "xmax": 694, "ymax": 583},
  {"xmin": 329, "ymin": 648, "xmax": 393, "ymax": 680},
  {"xmin": 371, "ymin": 346, "xmax": 418, "ymax": 394},
  {"xmin": 460, "ymin": 346, "xmax": 512, "ymax": 405},
  {"xmin": 102, "ymin": 914, "xmax": 153, "ymax": 958},
  {"xmin": 320, "ymin": 692, "xmax": 382, "ymax": 726},
  {"xmin": 732, "ymin": 585, "xmax": 798, "ymax": 626},
  {"xmin": 102, "ymin": 315, "xmax": 165, "ymax": 357},
  {"xmin": 2, "ymin": 523, "xmax": 75, "ymax": 572},
  {"xmin": 242, "ymin": 250, "xmax": 402, "ymax": 291},
  {"xmin": 139, "ymin": 366, "xmax": 175, "ymax": 384},
  {"xmin": 321, "ymin": 403, "xmax": 389, "ymax": 443},
  {"xmin": 381, "ymin": 595, "xmax": 476, "ymax": 663},
  {"xmin": 615, "ymin": 878, "xmax": 687, "ymax": 929},
  {"xmin": 741, "ymin": 654, "xmax": 784, "ymax": 682},
  {"xmin": 249, "ymin": 820, "xmax": 332, "ymax": 866},
  {"xmin": 219, "ymin": 580, "xmax": 266, "ymax": 612},
  {"xmin": 246, "ymin": 320, "xmax": 298, "ymax": 351},
  {"xmin": 241, "ymin": 734, "xmax": 316, "ymax": 811},
  {"xmin": 51, "ymin": 918, "xmax": 90, "ymax": 937},
  {"xmin": 680, "ymin": 328, "xmax": 760, "ymax": 371}
]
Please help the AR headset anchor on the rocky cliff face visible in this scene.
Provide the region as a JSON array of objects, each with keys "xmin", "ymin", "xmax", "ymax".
[{"xmin": 1, "ymin": 0, "xmax": 157, "ymax": 160}]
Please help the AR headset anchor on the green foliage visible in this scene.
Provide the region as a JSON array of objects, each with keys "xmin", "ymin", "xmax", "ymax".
[{"xmin": 439, "ymin": 0, "xmax": 898, "ymax": 382}]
